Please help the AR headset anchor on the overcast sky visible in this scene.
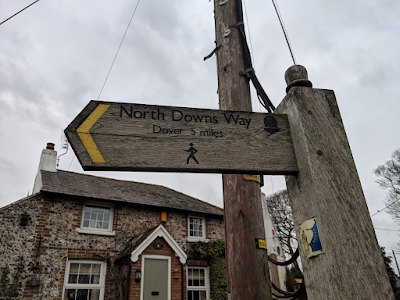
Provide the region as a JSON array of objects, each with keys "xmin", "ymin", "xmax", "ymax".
[{"xmin": 1, "ymin": 0, "xmax": 399, "ymax": 264}]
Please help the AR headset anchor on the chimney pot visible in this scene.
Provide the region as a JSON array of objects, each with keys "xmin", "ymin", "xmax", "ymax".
[{"xmin": 46, "ymin": 143, "xmax": 55, "ymax": 150}]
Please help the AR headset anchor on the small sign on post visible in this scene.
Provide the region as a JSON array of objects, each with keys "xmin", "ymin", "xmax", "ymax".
[
  {"xmin": 299, "ymin": 217, "xmax": 323, "ymax": 259},
  {"xmin": 255, "ymin": 238, "xmax": 267, "ymax": 250},
  {"xmin": 65, "ymin": 101, "xmax": 298, "ymax": 174}
]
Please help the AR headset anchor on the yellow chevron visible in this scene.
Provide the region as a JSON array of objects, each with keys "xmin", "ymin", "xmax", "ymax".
[{"xmin": 76, "ymin": 104, "xmax": 110, "ymax": 163}]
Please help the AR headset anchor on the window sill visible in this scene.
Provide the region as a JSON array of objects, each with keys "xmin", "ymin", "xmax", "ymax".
[
  {"xmin": 187, "ymin": 237, "xmax": 209, "ymax": 243},
  {"xmin": 76, "ymin": 228, "xmax": 116, "ymax": 236}
]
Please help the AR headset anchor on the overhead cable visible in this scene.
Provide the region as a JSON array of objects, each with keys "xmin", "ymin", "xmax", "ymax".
[
  {"xmin": 242, "ymin": 0, "xmax": 256, "ymax": 67},
  {"xmin": 371, "ymin": 200, "xmax": 399, "ymax": 217},
  {"xmin": 268, "ymin": 248, "xmax": 299, "ymax": 266},
  {"xmin": 97, "ymin": 0, "xmax": 142, "ymax": 99},
  {"xmin": 271, "ymin": 0, "xmax": 296, "ymax": 65},
  {"xmin": 374, "ymin": 228, "xmax": 400, "ymax": 232},
  {"xmin": 0, "ymin": 0, "xmax": 41, "ymax": 26},
  {"xmin": 234, "ymin": 0, "xmax": 275, "ymax": 112}
]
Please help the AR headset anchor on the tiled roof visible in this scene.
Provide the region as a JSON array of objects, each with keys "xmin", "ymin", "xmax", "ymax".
[{"xmin": 40, "ymin": 170, "xmax": 223, "ymax": 216}]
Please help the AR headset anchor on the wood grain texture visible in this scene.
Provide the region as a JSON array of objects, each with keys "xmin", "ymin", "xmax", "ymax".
[
  {"xmin": 276, "ymin": 87, "xmax": 394, "ymax": 300},
  {"xmin": 213, "ymin": 0, "xmax": 273, "ymax": 299},
  {"xmin": 65, "ymin": 101, "xmax": 297, "ymax": 174}
]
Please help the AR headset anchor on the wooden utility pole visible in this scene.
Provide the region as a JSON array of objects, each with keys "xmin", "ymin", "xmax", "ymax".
[
  {"xmin": 276, "ymin": 65, "xmax": 395, "ymax": 299},
  {"xmin": 213, "ymin": 0, "xmax": 272, "ymax": 299}
]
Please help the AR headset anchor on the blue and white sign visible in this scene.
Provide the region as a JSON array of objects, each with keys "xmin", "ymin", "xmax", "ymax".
[{"xmin": 300, "ymin": 217, "xmax": 323, "ymax": 259}]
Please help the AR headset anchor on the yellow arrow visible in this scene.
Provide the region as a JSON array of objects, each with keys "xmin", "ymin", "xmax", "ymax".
[{"xmin": 76, "ymin": 104, "xmax": 110, "ymax": 163}]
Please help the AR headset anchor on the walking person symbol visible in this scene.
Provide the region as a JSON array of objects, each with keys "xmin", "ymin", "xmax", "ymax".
[{"xmin": 185, "ymin": 143, "xmax": 199, "ymax": 164}]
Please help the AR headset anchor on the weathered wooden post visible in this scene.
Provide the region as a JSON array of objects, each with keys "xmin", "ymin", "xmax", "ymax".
[
  {"xmin": 213, "ymin": 0, "xmax": 273, "ymax": 299},
  {"xmin": 276, "ymin": 65, "xmax": 395, "ymax": 299}
]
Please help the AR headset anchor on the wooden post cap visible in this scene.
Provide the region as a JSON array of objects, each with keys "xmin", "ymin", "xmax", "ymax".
[{"xmin": 285, "ymin": 65, "xmax": 313, "ymax": 93}]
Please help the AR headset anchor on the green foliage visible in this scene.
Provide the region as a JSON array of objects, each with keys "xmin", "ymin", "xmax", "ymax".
[
  {"xmin": 188, "ymin": 240, "xmax": 227, "ymax": 300},
  {"xmin": 0, "ymin": 256, "xmax": 24, "ymax": 299},
  {"xmin": 187, "ymin": 239, "xmax": 225, "ymax": 261},
  {"xmin": 209, "ymin": 257, "xmax": 227, "ymax": 300}
]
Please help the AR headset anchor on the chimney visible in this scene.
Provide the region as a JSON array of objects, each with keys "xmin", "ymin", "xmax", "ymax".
[{"xmin": 32, "ymin": 143, "xmax": 58, "ymax": 194}]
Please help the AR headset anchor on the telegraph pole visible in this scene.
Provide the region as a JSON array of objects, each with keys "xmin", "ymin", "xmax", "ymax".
[{"xmin": 213, "ymin": 0, "xmax": 273, "ymax": 299}]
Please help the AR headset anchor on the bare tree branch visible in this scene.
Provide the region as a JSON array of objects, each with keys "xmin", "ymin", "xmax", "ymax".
[
  {"xmin": 375, "ymin": 148, "xmax": 400, "ymax": 221},
  {"xmin": 265, "ymin": 189, "xmax": 298, "ymax": 265}
]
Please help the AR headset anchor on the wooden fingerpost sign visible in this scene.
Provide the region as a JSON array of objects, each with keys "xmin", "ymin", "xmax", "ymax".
[
  {"xmin": 65, "ymin": 102, "xmax": 297, "ymax": 175},
  {"xmin": 276, "ymin": 65, "xmax": 395, "ymax": 300}
]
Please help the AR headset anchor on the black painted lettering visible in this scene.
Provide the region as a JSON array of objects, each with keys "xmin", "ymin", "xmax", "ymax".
[
  {"xmin": 246, "ymin": 118, "xmax": 251, "ymax": 128},
  {"xmin": 213, "ymin": 116, "xmax": 219, "ymax": 124},
  {"xmin": 205, "ymin": 116, "xmax": 212, "ymax": 123},
  {"xmin": 143, "ymin": 111, "xmax": 150, "ymax": 119},
  {"xmin": 237, "ymin": 118, "xmax": 252, "ymax": 128},
  {"xmin": 120, "ymin": 106, "xmax": 132, "ymax": 118},
  {"xmin": 157, "ymin": 109, "xmax": 165, "ymax": 120},
  {"xmin": 153, "ymin": 125, "xmax": 183, "ymax": 134},
  {"xmin": 193, "ymin": 115, "xmax": 204, "ymax": 122},
  {"xmin": 223, "ymin": 113, "xmax": 239, "ymax": 124},
  {"xmin": 184, "ymin": 115, "xmax": 193, "ymax": 122},
  {"xmin": 153, "ymin": 125, "xmax": 161, "ymax": 133},
  {"xmin": 133, "ymin": 111, "xmax": 142, "ymax": 118},
  {"xmin": 172, "ymin": 110, "xmax": 183, "ymax": 121}
]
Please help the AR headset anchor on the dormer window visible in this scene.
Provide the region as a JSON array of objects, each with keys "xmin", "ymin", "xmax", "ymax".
[
  {"xmin": 76, "ymin": 203, "xmax": 115, "ymax": 236},
  {"xmin": 187, "ymin": 216, "xmax": 206, "ymax": 242}
]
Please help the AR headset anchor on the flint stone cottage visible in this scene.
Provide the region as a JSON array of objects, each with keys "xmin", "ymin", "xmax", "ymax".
[{"xmin": 0, "ymin": 143, "xmax": 286, "ymax": 300}]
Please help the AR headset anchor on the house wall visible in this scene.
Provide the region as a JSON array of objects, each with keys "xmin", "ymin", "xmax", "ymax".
[
  {"xmin": 0, "ymin": 194, "xmax": 42, "ymax": 299},
  {"xmin": 0, "ymin": 192, "xmax": 224, "ymax": 300}
]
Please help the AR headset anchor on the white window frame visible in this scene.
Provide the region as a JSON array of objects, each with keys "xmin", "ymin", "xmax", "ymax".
[
  {"xmin": 187, "ymin": 215, "xmax": 206, "ymax": 242},
  {"xmin": 186, "ymin": 266, "xmax": 210, "ymax": 300},
  {"xmin": 62, "ymin": 260, "xmax": 107, "ymax": 300},
  {"xmin": 76, "ymin": 202, "xmax": 115, "ymax": 236}
]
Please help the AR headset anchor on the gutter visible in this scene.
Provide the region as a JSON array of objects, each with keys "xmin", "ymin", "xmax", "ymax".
[
  {"xmin": 181, "ymin": 263, "xmax": 184, "ymax": 300},
  {"xmin": 122, "ymin": 260, "xmax": 131, "ymax": 300},
  {"xmin": 114, "ymin": 257, "xmax": 131, "ymax": 300}
]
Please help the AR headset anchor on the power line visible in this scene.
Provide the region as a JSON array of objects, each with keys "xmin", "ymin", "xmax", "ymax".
[
  {"xmin": 68, "ymin": 155, "xmax": 75, "ymax": 171},
  {"xmin": 242, "ymin": 0, "xmax": 255, "ymax": 67},
  {"xmin": 0, "ymin": 0, "xmax": 41, "ymax": 26},
  {"xmin": 97, "ymin": 0, "xmax": 142, "ymax": 99},
  {"xmin": 370, "ymin": 200, "xmax": 399, "ymax": 217},
  {"xmin": 243, "ymin": 0, "xmax": 264, "ymax": 112},
  {"xmin": 374, "ymin": 228, "xmax": 400, "ymax": 232},
  {"xmin": 271, "ymin": 0, "xmax": 296, "ymax": 65}
]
